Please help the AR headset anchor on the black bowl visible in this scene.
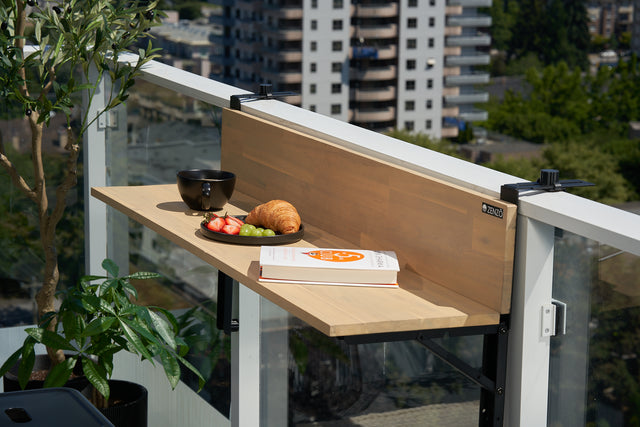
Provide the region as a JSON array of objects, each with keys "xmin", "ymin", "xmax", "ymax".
[{"xmin": 177, "ymin": 169, "xmax": 236, "ymax": 211}]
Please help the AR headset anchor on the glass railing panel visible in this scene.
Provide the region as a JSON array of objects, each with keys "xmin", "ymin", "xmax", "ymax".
[
  {"xmin": 548, "ymin": 229, "xmax": 640, "ymax": 426},
  {"xmin": 104, "ymin": 79, "xmax": 231, "ymax": 418},
  {"xmin": 259, "ymin": 297, "xmax": 484, "ymax": 426},
  {"xmin": 0, "ymin": 100, "xmax": 85, "ymax": 327}
]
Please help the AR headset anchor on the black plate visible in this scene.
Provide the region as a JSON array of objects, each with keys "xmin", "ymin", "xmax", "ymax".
[{"xmin": 200, "ymin": 215, "xmax": 304, "ymax": 245}]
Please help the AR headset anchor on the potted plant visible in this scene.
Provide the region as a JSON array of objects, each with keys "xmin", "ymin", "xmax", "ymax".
[
  {"xmin": 0, "ymin": 0, "xmax": 162, "ymax": 369},
  {"xmin": 0, "ymin": 258, "xmax": 205, "ymax": 424}
]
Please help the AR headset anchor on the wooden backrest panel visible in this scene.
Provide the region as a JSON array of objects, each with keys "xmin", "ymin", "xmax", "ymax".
[{"xmin": 221, "ymin": 109, "xmax": 517, "ymax": 313}]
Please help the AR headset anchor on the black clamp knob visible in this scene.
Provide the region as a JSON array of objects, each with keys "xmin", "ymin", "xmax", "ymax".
[
  {"xmin": 500, "ymin": 169, "xmax": 594, "ymax": 204},
  {"xmin": 230, "ymin": 84, "xmax": 297, "ymax": 111}
]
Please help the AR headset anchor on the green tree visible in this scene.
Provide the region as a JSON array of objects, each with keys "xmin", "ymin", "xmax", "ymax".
[
  {"xmin": 488, "ymin": 0, "xmax": 518, "ymax": 52},
  {"xmin": 507, "ymin": 0, "xmax": 589, "ymax": 70},
  {"xmin": 485, "ymin": 142, "xmax": 636, "ymax": 204}
]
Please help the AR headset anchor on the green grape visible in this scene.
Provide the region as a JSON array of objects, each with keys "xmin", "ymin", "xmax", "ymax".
[
  {"xmin": 250, "ymin": 227, "xmax": 263, "ymax": 237},
  {"xmin": 239, "ymin": 224, "xmax": 256, "ymax": 236},
  {"xmin": 262, "ymin": 229, "xmax": 276, "ymax": 237}
]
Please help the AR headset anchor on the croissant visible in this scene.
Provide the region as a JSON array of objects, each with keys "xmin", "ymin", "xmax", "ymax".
[{"xmin": 245, "ymin": 200, "xmax": 301, "ymax": 234}]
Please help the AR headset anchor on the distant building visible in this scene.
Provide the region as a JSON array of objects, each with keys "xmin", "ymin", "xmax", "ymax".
[
  {"xmin": 633, "ymin": 0, "xmax": 640, "ymax": 54},
  {"xmin": 150, "ymin": 11, "xmax": 222, "ymax": 78},
  {"xmin": 208, "ymin": 0, "xmax": 491, "ymax": 139},
  {"xmin": 587, "ymin": 0, "xmax": 635, "ymax": 40}
]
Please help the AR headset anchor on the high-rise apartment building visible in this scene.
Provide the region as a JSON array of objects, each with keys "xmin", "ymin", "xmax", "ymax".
[{"xmin": 210, "ymin": 0, "xmax": 490, "ymax": 139}]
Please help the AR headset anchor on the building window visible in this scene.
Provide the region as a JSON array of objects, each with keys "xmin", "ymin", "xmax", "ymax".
[
  {"xmin": 429, "ymin": 17, "xmax": 435, "ymax": 27},
  {"xmin": 427, "ymin": 78, "xmax": 433, "ymax": 89},
  {"xmin": 405, "ymin": 100, "xmax": 415, "ymax": 111},
  {"xmin": 331, "ymin": 104, "xmax": 341, "ymax": 114},
  {"xmin": 407, "ymin": 38, "xmax": 417, "ymax": 49},
  {"xmin": 332, "ymin": 62, "xmax": 342, "ymax": 72},
  {"xmin": 331, "ymin": 83, "xmax": 342, "ymax": 93},
  {"xmin": 426, "ymin": 119, "xmax": 432, "ymax": 129},
  {"xmin": 333, "ymin": 0, "xmax": 343, "ymax": 8},
  {"xmin": 309, "ymin": 104, "xmax": 316, "ymax": 112},
  {"xmin": 406, "ymin": 59, "xmax": 416, "ymax": 70},
  {"xmin": 426, "ymin": 99, "xmax": 433, "ymax": 109},
  {"xmin": 406, "ymin": 80, "xmax": 415, "ymax": 90},
  {"xmin": 428, "ymin": 38, "xmax": 434, "ymax": 48},
  {"xmin": 310, "ymin": 84, "xmax": 316, "ymax": 94},
  {"xmin": 332, "ymin": 41, "xmax": 343, "ymax": 51},
  {"xmin": 333, "ymin": 19, "xmax": 343, "ymax": 30},
  {"xmin": 407, "ymin": 18, "xmax": 417, "ymax": 28},
  {"xmin": 310, "ymin": 41, "xmax": 317, "ymax": 51},
  {"xmin": 429, "ymin": 0, "xmax": 435, "ymax": 5},
  {"xmin": 409, "ymin": 0, "xmax": 418, "ymax": 6},
  {"xmin": 405, "ymin": 121, "xmax": 414, "ymax": 131},
  {"xmin": 311, "ymin": 20, "xmax": 317, "ymax": 30},
  {"xmin": 311, "ymin": 0, "xmax": 317, "ymax": 7},
  {"xmin": 310, "ymin": 62, "xmax": 317, "ymax": 72}
]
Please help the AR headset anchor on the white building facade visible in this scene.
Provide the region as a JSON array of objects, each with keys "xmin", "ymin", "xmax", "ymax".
[{"xmin": 210, "ymin": 0, "xmax": 490, "ymax": 139}]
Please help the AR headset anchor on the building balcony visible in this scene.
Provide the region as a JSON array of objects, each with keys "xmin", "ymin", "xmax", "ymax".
[
  {"xmin": 445, "ymin": 53, "xmax": 491, "ymax": 66},
  {"xmin": 351, "ymin": 23, "xmax": 398, "ymax": 39},
  {"xmin": 446, "ymin": 15, "xmax": 492, "ymax": 27},
  {"xmin": 444, "ymin": 90, "xmax": 490, "ymax": 105},
  {"xmin": 350, "ymin": 65, "xmax": 397, "ymax": 80},
  {"xmin": 446, "ymin": 34, "xmax": 492, "ymax": 47},
  {"xmin": 447, "ymin": 0, "xmax": 492, "ymax": 7},
  {"xmin": 1, "ymin": 49, "xmax": 639, "ymax": 427},
  {"xmin": 445, "ymin": 72, "xmax": 491, "ymax": 86},
  {"xmin": 261, "ymin": 68, "xmax": 302, "ymax": 84},
  {"xmin": 350, "ymin": 106, "xmax": 396, "ymax": 122},
  {"xmin": 262, "ymin": 27, "xmax": 303, "ymax": 41},
  {"xmin": 350, "ymin": 86, "xmax": 396, "ymax": 102},
  {"xmin": 351, "ymin": 2, "xmax": 398, "ymax": 17},
  {"xmin": 458, "ymin": 107, "xmax": 489, "ymax": 122}
]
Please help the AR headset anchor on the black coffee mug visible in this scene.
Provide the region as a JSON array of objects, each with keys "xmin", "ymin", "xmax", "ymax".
[{"xmin": 177, "ymin": 169, "xmax": 236, "ymax": 211}]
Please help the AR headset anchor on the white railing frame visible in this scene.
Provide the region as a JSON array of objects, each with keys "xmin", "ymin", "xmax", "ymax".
[{"xmin": 105, "ymin": 55, "xmax": 640, "ymax": 426}]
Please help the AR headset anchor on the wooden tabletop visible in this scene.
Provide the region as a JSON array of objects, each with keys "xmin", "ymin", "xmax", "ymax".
[{"xmin": 91, "ymin": 184, "xmax": 501, "ymax": 337}]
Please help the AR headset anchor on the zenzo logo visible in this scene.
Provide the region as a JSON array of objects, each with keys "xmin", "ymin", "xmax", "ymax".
[{"xmin": 482, "ymin": 202, "xmax": 504, "ymax": 219}]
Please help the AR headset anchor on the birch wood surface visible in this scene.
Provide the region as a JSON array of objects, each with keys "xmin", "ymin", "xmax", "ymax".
[
  {"xmin": 221, "ymin": 108, "xmax": 517, "ymax": 314},
  {"xmin": 92, "ymin": 184, "xmax": 502, "ymax": 336}
]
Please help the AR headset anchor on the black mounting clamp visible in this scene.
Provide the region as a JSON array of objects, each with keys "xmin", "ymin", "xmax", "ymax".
[
  {"xmin": 500, "ymin": 169, "xmax": 595, "ymax": 204},
  {"xmin": 230, "ymin": 84, "xmax": 297, "ymax": 111}
]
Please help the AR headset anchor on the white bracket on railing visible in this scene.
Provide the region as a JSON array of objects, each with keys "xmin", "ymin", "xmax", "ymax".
[
  {"xmin": 541, "ymin": 299, "xmax": 567, "ymax": 337},
  {"xmin": 98, "ymin": 110, "xmax": 118, "ymax": 129},
  {"xmin": 541, "ymin": 303, "xmax": 556, "ymax": 337}
]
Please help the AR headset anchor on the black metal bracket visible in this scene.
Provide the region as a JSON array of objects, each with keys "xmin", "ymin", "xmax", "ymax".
[
  {"xmin": 500, "ymin": 169, "xmax": 594, "ymax": 204},
  {"xmin": 342, "ymin": 315, "xmax": 510, "ymax": 427},
  {"xmin": 216, "ymin": 270, "xmax": 239, "ymax": 335},
  {"xmin": 230, "ymin": 84, "xmax": 297, "ymax": 111}
]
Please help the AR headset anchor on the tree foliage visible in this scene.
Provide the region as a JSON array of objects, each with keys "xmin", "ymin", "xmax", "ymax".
[
  {"xmin": 495, "ymin": 0, "xmax": 589, "ymax": 70},
  {"xmin": 481, "ymin": 60, "xmax": 640, "ymax": 203}
]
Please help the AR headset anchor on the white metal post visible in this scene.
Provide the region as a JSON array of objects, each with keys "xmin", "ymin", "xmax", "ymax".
[
  {"xmin": 83, "ymin": 65, "xmax": 108, "ymax": 275},
  {"xmin": 231, "ymin": 283, "xmax": 261, "ymax": 427},
  {"xmin": 505, "ymin": 216, "xmax": 555, "ymax": 426}
]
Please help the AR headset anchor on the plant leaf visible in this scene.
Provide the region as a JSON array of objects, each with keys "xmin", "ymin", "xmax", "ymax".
[
  {"xmin": 43, "ymin": 356, "xmax": 77, "ymax": 388},
  {"xmin": 18, "ymin": 342, "xmax": 36, "ymax": 390},
  {"xmin": 125, "ymin": 271, "xmax": 161, "ymax": 281},
  {"xmin": 176, "ymin": 353, "xmax": 206, "ymax": 392},
  {"xmin": 0, "ymin": 348, "xmax": 23, "ymax": 378},
  {"xmin": 118, "ymin": 318, "xmax": 155, "ymax": 362},
  {"xmin": 83, "ymin": 358, "xmax": 110, "ymax": 401},
  {"xmin": 119, "ymin": 278, "xmax": 138, "ymax": 299},
  {"xmin": 27, "ymin": 328, "xmax": 76, "ymax": 352},
  {"xmin": 102, "ymin": 258, "xmax": 119, "ymax": 278},
  {"xmin": 84, "ymin": 317, "xmax": 117, "ymax": 336},
  {"xmin": 148, "ymin": 310, "xmax": 176, "ymax": 349},
  {"xmin": 159, "ymin": 350, "xmax": 180, "ymax": 389}
]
